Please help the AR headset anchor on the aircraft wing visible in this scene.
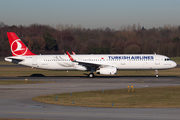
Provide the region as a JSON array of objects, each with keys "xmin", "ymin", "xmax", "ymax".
[{"xmin": 66, "ymin": 52, "xmax": 105, "ymax": 69}]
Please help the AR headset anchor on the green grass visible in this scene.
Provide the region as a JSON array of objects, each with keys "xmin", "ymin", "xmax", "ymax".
[
  {"xmin": 0, "ymin": 80, "xmax": 54, "ymax": 85},
  {"xmin": 0, "ymin": 67, "xmax": 87, "ymax": 77},
  {"xmin": 0, "ymin": 61, "xmax": 16, "ymax": 65},
  {"xmin": 32, "ymin": 86, "xmax": 180, "ymax": 108},
  {"xmin": 0, "ymin": 66, "xmax": 180, "ymax": 77},
  {"xmin": 170, "ymin": 57, "xmax": 180, "ymax": 65},
  {"xmin": 117, "ymin": 68, "xmax": 180, "ymax": 76}
]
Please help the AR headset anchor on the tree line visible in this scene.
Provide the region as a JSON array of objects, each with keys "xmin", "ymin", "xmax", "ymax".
[{"xmin": 0, "ymin": 23, "xmax": 180, "ymax": 57}]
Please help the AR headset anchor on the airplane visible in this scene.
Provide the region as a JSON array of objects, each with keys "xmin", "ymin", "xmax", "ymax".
[{"xmin": 5, "ymin": 32, "xmax": 177, "ymax": 78}]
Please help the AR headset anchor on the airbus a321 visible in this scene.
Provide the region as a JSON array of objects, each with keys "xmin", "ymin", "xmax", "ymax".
[{"xmin": 5, "ymin": 32, "xmax": 177, "ymax": 78}]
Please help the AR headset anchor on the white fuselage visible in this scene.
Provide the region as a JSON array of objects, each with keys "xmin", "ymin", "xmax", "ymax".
[{"xmin": 5, "ymin": 54, "xmax": 177, "ymax": 71}]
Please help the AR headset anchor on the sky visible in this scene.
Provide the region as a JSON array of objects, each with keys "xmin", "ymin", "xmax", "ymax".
[{"xmin": 0, "ymin": 0, "xmax": 180, "ymax": 30}]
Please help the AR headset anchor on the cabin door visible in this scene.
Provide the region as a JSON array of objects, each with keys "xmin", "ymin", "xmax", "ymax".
[
  {"xmin": 32, "ymin": 57, "xmax": 37, "ymax": 66},
  {"xmin": 155, "ymin": 56, "xmax": 160, "ymax": 65}
]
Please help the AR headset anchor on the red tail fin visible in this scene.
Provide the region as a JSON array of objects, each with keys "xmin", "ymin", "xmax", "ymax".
[{"xmin": 7, "ymin": 32, "xmax": 36, "ymax": 56}]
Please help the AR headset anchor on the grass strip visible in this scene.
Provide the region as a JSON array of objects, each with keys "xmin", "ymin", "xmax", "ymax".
[
  {"xmin": 0, "ymin": 67, "xmax": 87, "ymax": 77},
  {"xmin": 0, "ymin": 80, "xmax": 54, "ymax": 85},
  {"xmin": 33, "ymin": 86, "xmax": 180, "ymax": 108},
  {"xmin": 170, "ymin": 57, "xmax": 180, "ymax": 65},
  {"xmin": 0, "ymin": 67, "xmax": 180, "ymax": 77},
  {"xmin": 0, "ymin": 61, "xmax": 16, "ymax": 65}
]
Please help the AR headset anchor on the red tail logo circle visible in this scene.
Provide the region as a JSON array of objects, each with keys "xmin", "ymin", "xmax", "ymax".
[{"xmin": 11, "ymin": 39, "xmax": 27, "ymax": 56}]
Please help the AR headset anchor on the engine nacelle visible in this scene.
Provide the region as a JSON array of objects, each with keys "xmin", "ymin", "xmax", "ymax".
[{"xmin": 96, "ymin": 67, "xmax": 117, "ymax": 75}]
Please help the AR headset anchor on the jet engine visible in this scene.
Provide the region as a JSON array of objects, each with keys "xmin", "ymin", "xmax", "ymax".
[{"xmin": 96, "ymin": 67, "xmax": 117, "ymax": 75}]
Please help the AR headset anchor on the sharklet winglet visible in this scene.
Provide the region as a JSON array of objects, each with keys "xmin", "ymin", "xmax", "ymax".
[{"xmin": 66, "ymin": 51, "xmax": 76, "ymax": 62}]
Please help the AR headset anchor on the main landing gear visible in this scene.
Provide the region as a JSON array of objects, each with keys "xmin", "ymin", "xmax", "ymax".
[
  {"xmin": 155, "ymin": 70, "xmax": 158, "ymax": 78},
  {"xmin": 88, "ymin": 69, "xmax": 95, "ymax": 78},
  {"xmin": 88, "ymin": 73, "xmax": 94, "ymax": 78}
]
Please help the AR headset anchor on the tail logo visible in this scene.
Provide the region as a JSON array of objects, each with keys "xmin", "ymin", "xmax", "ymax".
[{"xmin": 11, "ymin": 39, "xmax": 27, "ymax": 56}]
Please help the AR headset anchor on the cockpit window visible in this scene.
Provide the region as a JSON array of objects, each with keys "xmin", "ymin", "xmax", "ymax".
[{"xmin": 164, "ymin": 58, "xmax": 171, "ymax": 61}]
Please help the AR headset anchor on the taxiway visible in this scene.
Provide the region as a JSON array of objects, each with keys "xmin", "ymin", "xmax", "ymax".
[{"xmin": 0, "ymin": 76, "xmax": 180, "ymax": 120}]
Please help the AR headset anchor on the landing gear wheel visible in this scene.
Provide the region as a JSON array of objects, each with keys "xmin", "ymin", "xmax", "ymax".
[
  {"xmin": 155, "ymin": 70, "xmax": 158, "ymax": 78},
  {"xmin": 88, "ymin": 73, "xmax": 94, "ymax": 78},
  {"xmin": 156, "ymin": 74, "xmax": 159, "ymax": 78}
]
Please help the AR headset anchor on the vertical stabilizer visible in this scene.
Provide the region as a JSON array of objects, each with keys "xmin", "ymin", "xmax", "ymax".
[{"xmin": 7, "ymin": 32, "xmax": 36, "ymax": 56}]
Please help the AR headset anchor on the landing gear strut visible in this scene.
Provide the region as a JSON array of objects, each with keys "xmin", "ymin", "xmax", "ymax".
[
  {"xmin": 88, "ymin": 69, "xmax": 95, "ymax": 78},
  {"xmin": 155, "ymin": 70, "xmax": 158, "ymax": 78}
]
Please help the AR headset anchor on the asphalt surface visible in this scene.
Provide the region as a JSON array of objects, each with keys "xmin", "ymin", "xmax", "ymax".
[{"xmin": 0, "ymin": 76, "xmax": 180, "ymax": 120}]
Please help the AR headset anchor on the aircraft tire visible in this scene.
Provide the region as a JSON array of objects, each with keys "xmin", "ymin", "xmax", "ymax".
[
  {"xmin": 156, "ymin": 74, "xmax": 159, "ymax": 78},
  {"xmin": 89, "ymin": 73, "xmax": 94, "ymax": 78}
]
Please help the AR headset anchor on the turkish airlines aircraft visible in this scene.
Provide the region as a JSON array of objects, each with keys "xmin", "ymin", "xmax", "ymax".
[{"xmin": 5, "ymin": 32, "xmax": 177, "ymax": 78}]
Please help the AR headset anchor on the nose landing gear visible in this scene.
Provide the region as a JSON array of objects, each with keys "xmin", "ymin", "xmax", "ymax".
[{"xmin": 155, "ymin": 70, "xmax": 158, "ymax": 78}]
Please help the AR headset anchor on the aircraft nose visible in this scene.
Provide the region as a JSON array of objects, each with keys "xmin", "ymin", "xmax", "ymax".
[{"xmin": 172, "ymin": 61, "xmax": 177, "ymax": 68}]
